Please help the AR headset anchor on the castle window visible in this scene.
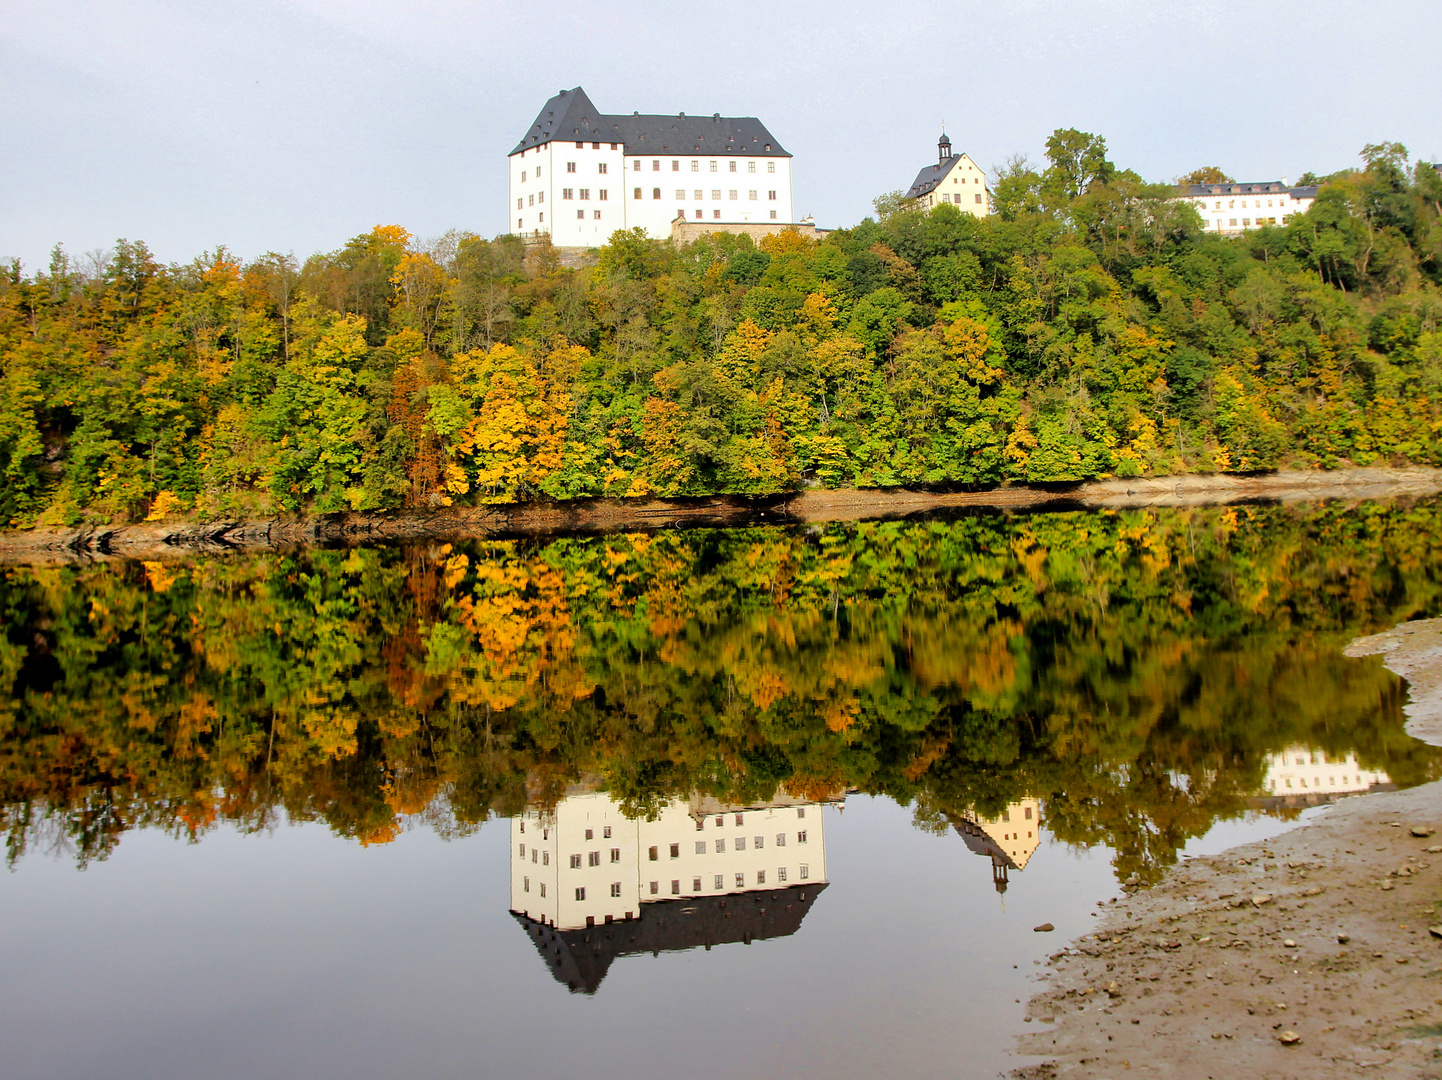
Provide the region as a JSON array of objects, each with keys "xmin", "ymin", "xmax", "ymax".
[
  {"xmin": 527, "ymin": 195, "xmax": 533, "ymax": 206},
  {"xmin": 649, "ymin": 880, "xmax": 658, "ymax": 894},
  {"xmin": 653, "ymin": 187, "xmax": 661, "ymax": 199},
  {"xmin": 517, "ymin": 198, "xmax": 523, "ymax": 210},
  {"xmin": 610, "ymin": 848, "xmax": 620, "ymax": 862},
  {"xmin": 711, "ymin": 189, "xmax": 720, "ymax": 200},
  {"xmin": 735, "ymin": 836, "xmax": 746, "ymax": 851},
  {"xmin": 653, "ymin": 160, "xmax": 660, "ymax": 171},
  {"xmin": 767, "ymin": 161, "xmax": 775, "ymax": 173},
  {"xmin": 754, "ymin": 836, "xmax": 763, "ymax": 848},
  {"xmin": 539, "ymin": 883, "xmax": 545, "ymax": 897},
  {"xmin": 671, "ymin": 880, "xmax": 681, "ymax": 894},
  {"xmin": 649, "ymin": 846, "xmax": 658, "ymax": 860},
  {"xmin": 797, "ymin": 830, "xmax": 807, "ymax": 843},
  {"xmin": 669, "ymin": 843, "xmax": 679, "ymax": 857},
  {"xmin": 776, "ymin": 833, "xmax": 786, "ymax": 846},
  {"xmin": 713, "ymin": 209, "xmax": 720, "ymax": 218},
  {"xmin": 676, "ymin": 189, "xmax": 685, "ymax": 200},
  {"xmin": 537, "ymin": 192, "xmax": 543, "ymax": 203},
  {"xmin": 536, "ymin": 166, "xmax": 541, "ymax": 177},
  {"xmin": 695, "ymin": 841, "xmax": 705, "ymax": 854},
  {"xmin": 610, "ymin": 142, "xmax": 617, "ymax": 150},
  {"xmin": 691, "ymin": 160, "xmax": 699, "ymax": 171},
  {"xmin": 576, "ymin": 210, "xmax": 584, "ymax": 219},
  {"xmin": 610, "ymin": 882, "xmax": 621, "ymax": 897},
  {"xmin": 588, "ymin": 851, "xmax": 600, "ymax": 866},
  {"xmin": 593, "ymin": 210, "xmax": 601, "ymax": 219},
  {"xmin": 757, "ymin": 870, "xmax": 766, "ymax": 884},
  {"xmin": 542, "ymin": 851, "xmax": 548, "ymax": 865},
  {"xmin": 579, "ymin": 189, "xmax": 590, "ymax": 199},
  {"xmin": 694, "ymin": 189, "xmax": 702, "ymax": 200},
  {"xmin": 975, "ymin": 193, "xmax": 982, "ymax": 204},
  {"xmin": 518, "ymin": 843, "xmax": 525, "ymax": 857},
  {"xmin": 570, "ymin": 854, "xmax": 582, "ymax": 868},
  {"xmin": 800, "ymin": 864, "xmax": 809, "ymax": 879},
  {"xmin": 692, "ymin": 877, "xmax": 702, "ymax": 891},
  {"xmin": 735, "ymin": 873, "xmax": 745, "ymax": 888},
  {"xmin": 592, "ymin": 142, "xmax": 600, "ymax": 149},
  {"xmin": 748, "ymin": 161, "xmax": 756, "ymax": 173},
  {"xmin": 521, "ymin": 170, "xmax": 527, "ymax": 182},
  {"xmin": 633, "ymin": 159, "xmax": 641, "ymax": 170},
  {"xmin": 562, "ymin": 188, "xmax": 573, "ymax": 199},
  {"xmin": 729, "ymin": 190, "xmax": 737, "ymax": 200},
  {"xmin": 598, "ymin": 189, "xmax": 608, "ymax": 200},
  {"xmin": 748, "ymin": 190, "xmax": 757, "ymax": 200},
  {"xmin": 778, "ymin": 867, "xmax": 788, "ymax": 882},
  {"xmin": 575, "ymin": 141, "xmax": 583, "ymax": 149},
  {"xmin": 634, "ymin": 187, "xmax": 642, "ymax": 199},
  {"xmin": 714, "ymin": 875, "xmax": 724, "ymax": 890},
  {"xmin": 693, "ymin": 209, "xmax": 702, "ymax": 218},
  {"xmin": 768, "ymin": 190, "xmax": 777, "ymax": 200},
  {"xmin": 517, "ymin": 218, "xmax": 522, "ymax": 229},
  {"xmin": 672, "ymin": 160, "xmax": 680, "ymax": 171},
  {"xmin": 729, "ymin": 161, "xmax": 737, "ymax": 172},
  {"xmin": 715, "ymin": 839, "xmax": 725, "ymax": 853},
  {"xmin": 575, "ymin": 887, "xmax": 586, "ymax": 901},
  {"xmin": 598, "ymin": 162, "xmax": 608, "ymax": 174},
  {"xmin": 524, "ymin": 876, "xmax": 529, "ymax": 892},
  {"xmin": 710, "ymin": 160, "xmax": 717, "ymax": 172}
]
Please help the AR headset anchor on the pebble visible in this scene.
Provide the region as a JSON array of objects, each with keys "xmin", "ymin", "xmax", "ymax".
[
  {"xmin": 1034, "ymin": 923, "xmax": 1055, "ymax": 933},
  {"xmin": 1278, "ymin": 1030, "xmax": 1302, "ymax": 1045},
  {"xmin": 1338, "ymin": 933, "xmax": 1351, "ymax": 944},
  {"xmin": 1430, "ymin": 926, "xmax": 1442, "ymax": 940},
  {"xmin": 1411, "ymin": 826, "xmax": 1435, "ymax": 838},
  {"xmin": 1252, "ymin": 893, "xmax": 1273, "ymax": 906},
  {"xmin": 1283, "ymin": 939, "xmax": 1298, "ymax": 948}
]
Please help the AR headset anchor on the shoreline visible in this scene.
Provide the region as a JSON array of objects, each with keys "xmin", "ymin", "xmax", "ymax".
[
  {"xmin": 2, "ymin": 466, "xmax": 1439, "ymax": 564},
  {"xmin": 1014, "ymin": 618, "xmax": 1442, "ymax": 1078}
]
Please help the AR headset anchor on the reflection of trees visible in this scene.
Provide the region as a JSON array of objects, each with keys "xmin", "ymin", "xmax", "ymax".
[{"xmin": 2, "ymin": 502, "xmax": 1441, "ymax": 880}]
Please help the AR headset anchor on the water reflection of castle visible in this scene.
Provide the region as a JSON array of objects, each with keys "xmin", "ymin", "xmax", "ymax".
[
  {"xmin": 1257, "ymin": 746, "xmax": 1391, "ymax": 807},
  {"xmin": 952, "ymin": 799, "xmax": 1041, "ymax": 893},
  {"xmin": 510, "ymin": 790, "xmax": 836, "ymax": 993}
]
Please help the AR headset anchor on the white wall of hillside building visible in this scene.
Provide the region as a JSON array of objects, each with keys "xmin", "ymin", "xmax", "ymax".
[
  {"xmin": 1262, "ymin": 746, "xmax": 1387, "ymax": 795},
  {"xmin": 1180, "ymin": 182, "xmax": 1317, "ymax": 235},
  {"xmin": 510, "ymin": 791, "xmax": 828, "ymax": 931},
  {"xmin": 915, "ymin": 153, "xmax": 991, "ymax": 217},
  {"xmin": 510, "ymin": 142, "xmax": 793, "ymax": 245}
]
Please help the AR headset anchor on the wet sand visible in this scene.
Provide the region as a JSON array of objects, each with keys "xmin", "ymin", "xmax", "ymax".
[
  {"xmin": 1015, "ymin": 619, "xmax": 1442, "ymax": 1079},
  {"xmin": 2, "ymin": 466, "xmax": 1439, "ymax": 564}
]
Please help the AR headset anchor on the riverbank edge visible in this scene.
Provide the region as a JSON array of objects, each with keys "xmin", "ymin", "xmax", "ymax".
[
  {"xmin": 4, "ymin": 465, "xmax": 1440, "ymax": 563},
  {"xmin": 1012, "ymin": 620, "xmax": 1442, "ymax": 1079}
]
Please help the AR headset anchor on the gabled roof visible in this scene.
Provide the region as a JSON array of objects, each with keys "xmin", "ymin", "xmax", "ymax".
[
  {"xmin": 512, "ymin": 883, "xmax": 826, "ymax": 994},
  {"xmin": 1178, "ymin": 181, "xmax": 1319, "ymax": 199},
  {"xmin": 511, "ymin": 86, "xmax": 790, "ymax": 158},
  {"xmin": 906, "ymin": 153, "xmax": 976, "ymax": 199}
]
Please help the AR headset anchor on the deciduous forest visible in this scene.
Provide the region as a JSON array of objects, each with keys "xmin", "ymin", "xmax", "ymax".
[
  {"xmin": 3, "ymin": 503, "xmax": 1440, "ymax": 882},
  {"xmin": 2, "ymin": 134, "xmax": 1441, "ymax": 526}
]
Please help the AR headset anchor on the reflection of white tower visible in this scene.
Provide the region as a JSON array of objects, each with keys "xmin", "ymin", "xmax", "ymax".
[
  {"xmin": 1261, "ymin": 747, "xmax": 1389, "ymax": 801},
  {"xmin": 954, "ymin": 799, "xmax": 1041, "ymax": 893},
  {"xmin": 509, "ymin": 789, "xmax": 837, "ymax": 992}
]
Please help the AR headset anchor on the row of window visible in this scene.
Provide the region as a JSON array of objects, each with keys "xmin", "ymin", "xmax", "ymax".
[
  {"xmin": 538, "ymin": 830, "xmax": 810, "ymax": 867},
  {"xmin": 559, "ymin": 189, "xmax": 607, "ymax": 200},
  {"xmin": 1196, "ymin": 197, "xmax": 1300, "ymax": 210},
  {"xmin": 682, "ymin": 209, "xmax": 778, "ymax": 220},
  {"xmin": 518, "ymin": 192, "xmax": 546, "ymax": 209},
  {"xmin": 936, "ymin": 192, "xmax": 984, "ymax": 205},
  {"xmin": 1269, "ymin": 775, "xmax": 1371, "ymax": 789},
  {"xmin": 519, "ymin": 866, "xmax": 814, "ymax": 900}
]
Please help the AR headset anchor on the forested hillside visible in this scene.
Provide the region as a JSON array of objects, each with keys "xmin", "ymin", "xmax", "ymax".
[{"xmin": 2, "ymin": 132, "xmax": 1440, "ymax": 527}]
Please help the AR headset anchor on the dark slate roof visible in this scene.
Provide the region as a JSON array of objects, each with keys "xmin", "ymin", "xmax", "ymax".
[
  {"xmin": 1178, "ymin": 181, "xmax": 1320, "ymax": 199},
  {"xmin": 511, "ymin": 86, "xmax": 789, "ymax": 158},
  {"xmin": 906, "ymin": 154, "xmax": 970, "ymax": 199},
  {"xmin": 953, "ymin": 818, "xmax": 1018, "ymax": 872},
  {"xmin": 512, "ymin": 883, "xmax": 826, "ymax": 994}
]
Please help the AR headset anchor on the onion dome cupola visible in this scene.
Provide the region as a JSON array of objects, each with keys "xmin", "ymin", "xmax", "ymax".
[{"xmin": 938, "ymin": 131, "xmax": 952, "ymax": 163}]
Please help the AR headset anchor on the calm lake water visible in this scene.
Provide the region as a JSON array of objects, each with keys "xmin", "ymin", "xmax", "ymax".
[{"xmin": 3, "ymin": 501, "xmax": 1441, "ymax": 1079}]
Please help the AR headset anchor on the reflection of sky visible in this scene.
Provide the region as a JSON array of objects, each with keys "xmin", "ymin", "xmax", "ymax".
[{"xmin": 0, "ymin": 793, "xmax": 1327, "ymax": 1079}]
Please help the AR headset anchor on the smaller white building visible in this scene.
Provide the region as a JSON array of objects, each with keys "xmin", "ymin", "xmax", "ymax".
[
  {"xmin": 905, "ymin": 133, "xmax": 991, "ymax": 217},
  {"xmin": 1261, "ymin": 746, "xmax": 1388, "ymax": 797},
  {"xmin": 1178, "ymin": 180, "xmax": 1318, "ymax": 234}
]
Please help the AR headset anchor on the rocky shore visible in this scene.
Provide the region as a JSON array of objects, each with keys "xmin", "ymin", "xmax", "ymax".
[
  {"xmin": 2, "ymin": 466, "xmax": 1439, "ymax": 564},
  {"xmin": 1015, "ymin": 618, "xmax": 1442, "ymax": 1079}
]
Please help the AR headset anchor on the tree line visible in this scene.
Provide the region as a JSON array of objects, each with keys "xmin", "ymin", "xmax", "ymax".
[{"xmin": 1, "ymin": 133, "xmax": 1441, "ymax": 527}]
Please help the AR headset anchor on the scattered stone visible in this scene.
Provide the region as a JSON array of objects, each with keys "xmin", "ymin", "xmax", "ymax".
[
  {"xmin": 1034, "ymin": 923, "xmax": 1055, "ymax": 933},
  {"xmin": 1302, "ymin": 886, "xmax": 1324, "ymax": 896},
  {"xmin": 1430, "ymin": 926, "xmax": 1442, "ymax": 940},
  {"xmin": 1252, "ymin": 893, "xmax": 1273, "ymax": 907},
  {"xmin": 1425, "ymin": 845, "xmax": 1442, "ymax": 854},
  {"xmin": 1277, "ymin": 1030, "xmax": 1302, "ymax": 1045},
  {"xmin": 1338, "ymin": 933, "xmax": 1351, "ymax": 944},
  {"xmin": 1284, "ymin": 939, "xmax": 1298, "ymax": 948},
  {"xmin": 1411, "ymin": 826, "xmax": 1434, "ymax": 838},
  {"xmin": 1382, "ymin": 881, "xmax": 1396, "ymax": 891}
]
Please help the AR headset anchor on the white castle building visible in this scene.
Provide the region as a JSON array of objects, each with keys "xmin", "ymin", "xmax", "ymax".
[
  {"xmin": 1177, "ymin": 180, "xmax": 1318, "ymax": 234},
  {"xmin": 508, "ymin": 87, "xmax": 795, "ymax": 246},
  {"xmin": 1260, "ymin": 746, "xmax": 1388, "ymax": 798},
  {"xmin": 906, "ymin": 133, "xmax": 992, "ymax": 217},
  {"xmin": 510, "ymin": 788, "xmax": 834, "ymax": 992},
  {"xmin": 953, "ymin": 798, "xmax": 1041, "ymax": 893}
]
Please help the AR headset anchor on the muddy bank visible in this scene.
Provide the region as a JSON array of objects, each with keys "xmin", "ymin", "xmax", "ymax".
[
  {"xmin": 4, "ymin": 466, "xmax": 1440, "ymax": 564},
  {"xmin": 1016, "ymin": 621, "xmax": 1442, "ymax": 1079}
]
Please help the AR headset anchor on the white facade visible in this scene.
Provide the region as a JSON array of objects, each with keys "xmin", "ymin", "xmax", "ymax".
[
  {"xmin": 1179, "ymin": 180, "xmax": 1317, "ymax": 235},
  {"xmin": 1261, "ymin": 746, "xmax": 1388, "ymax": 796},
  {"xmin": 511, "ymin": 790, "xmax": 831, "ymax": 930},
  {"xmin": 509, "ymin": 88, "xmax": 795, "ymax": 246}
]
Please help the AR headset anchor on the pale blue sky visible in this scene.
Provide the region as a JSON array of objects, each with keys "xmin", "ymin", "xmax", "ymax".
[{"xmin": 3, "ymin": 0, "xmax": 1438, "ymax": 271}]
